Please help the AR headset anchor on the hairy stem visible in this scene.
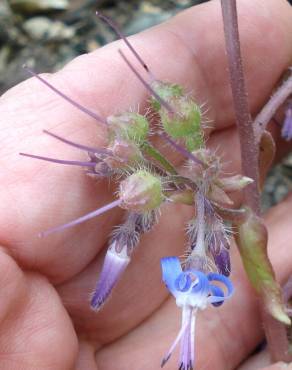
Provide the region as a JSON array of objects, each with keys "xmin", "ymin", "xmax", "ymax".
[
  {"xmin": 221, "ymin": 0, "xmax": 291, "ymax": 362},
  {"xmin": 221, "ymin": 0, "xmax": 260, "ymax": 215},
  {"xmin": 254, "ymin": 73, "xmax": 292, "ymax": 143}
]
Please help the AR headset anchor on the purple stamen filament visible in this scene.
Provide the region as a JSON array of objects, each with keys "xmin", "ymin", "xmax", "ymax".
[
  {"xmin": 23, "ymin": 65, "xmax": 108, "ymax": 126},
  {"xmin": 43, "ymin": 130, "xmax": 110, "ymax": 155},
  {"xmin": 19, "ymin": 152, "xmax": 97, "ymax": 168},
  {"xmin": 161, "ymin": 318, "xmax": 189, "ymax": 368},
  {"xmin": 96, "ymin": 11, "xmax": 155, "ymax": 81},
  {"xmin": 118, "ymin": 49, "xmax": 175, "ymax": 114},
  {"xmin": 39, "ymin": 198, "xmax": 122, "ymax": 237},
  {"xmin": 159, "ymin": 132, "xmax": 204, "ymax": 166}
]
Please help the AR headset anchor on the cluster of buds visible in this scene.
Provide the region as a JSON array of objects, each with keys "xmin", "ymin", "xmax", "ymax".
[{"xmin": 19, "ymin": 13, "xmax": 259, "ymax": 370}]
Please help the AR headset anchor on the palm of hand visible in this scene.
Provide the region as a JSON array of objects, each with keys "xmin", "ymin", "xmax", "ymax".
[{"xmin": 0, "ymin": 1, "xmax": 292, "ymax": 369}]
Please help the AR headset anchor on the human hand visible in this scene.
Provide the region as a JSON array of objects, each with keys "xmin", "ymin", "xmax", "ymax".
[{"xmin": 0, "ymin": 0, "xmax": 292, "ymax": 369}]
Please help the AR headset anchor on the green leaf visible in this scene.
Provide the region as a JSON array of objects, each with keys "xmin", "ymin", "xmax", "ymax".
[{"xmin": 235, "ymin": 208, "xmax": 291, "ymax": 326}]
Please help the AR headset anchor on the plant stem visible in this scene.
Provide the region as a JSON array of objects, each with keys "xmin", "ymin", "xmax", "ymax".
[
  {"xmin": 261, "ymin": 308, "xmax": 292, "ymax": 363},
  {"xmin": 221, "ymin": 0, "xmax": 260, "ymax": 216},
  {"xmin": 141, "ymin": 142, "xmax": 177, "ymax": 174},
  {"xmin": 254, "ymin": 73, "xmax": 292, "ymax": 143},
  {"xmin": 221, "ymin": 0, "xmax": 292, "ymax": 362}
]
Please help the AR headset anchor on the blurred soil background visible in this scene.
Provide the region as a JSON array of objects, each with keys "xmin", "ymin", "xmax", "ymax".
[{"xmin": 0, "ymin": 0, "xmax": 291, "ymax": 209}]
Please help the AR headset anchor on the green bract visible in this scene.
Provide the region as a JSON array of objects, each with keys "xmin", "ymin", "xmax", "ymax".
[
  {"xmin": 119, "ymin": 170, "xmax": 163, "ymax": 213},
  {"xmin": 107, "ymin": 112, "xmax": 149, "ymax": 144}
]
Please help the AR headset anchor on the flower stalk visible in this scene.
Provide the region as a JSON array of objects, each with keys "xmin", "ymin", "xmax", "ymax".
[
  {"xmin": 221, "ymin": 0, "xmax": 292, "ymax": 363},
  {"xmin": 221, "ymin": 0, "xmax": 260, "ymax": 215},
  {"xmin": 254, "ymin": 74, "xmax": 292, "ymax": 143}
]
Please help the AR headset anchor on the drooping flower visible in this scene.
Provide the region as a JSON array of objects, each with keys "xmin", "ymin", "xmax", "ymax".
[
  {"xmin": 91, "ymin": 212, "xmax": 158, "ymax": 310},
  {"xmin": 161, "ymin": 256, "xmax": 233, "ymax": 370},
  {"xmin": 90, "ymin": 240, "xmax": 131, "ymax": 310}
]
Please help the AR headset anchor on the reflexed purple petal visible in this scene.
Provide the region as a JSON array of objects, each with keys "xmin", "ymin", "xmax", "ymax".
[
  {"xmin": 209, "ymin": 285, "xmax": 224, "ymax": 307},
  {"xmin": 91, "ymin": 245, "xmax": 130, "ymax": 310},
  {"xmin": 282, "ymin": 105, "xmax": 292, "ymax": 141},
  {"xmin": 161, "ymin": 257, "xmax": 183, "ymax": 297},
  {"xmin": 207, "ymin": 272, "xmax": 233, "ymax": 305},
  {"xmin": 213, "ymin": 248, "xmax": 231, "ymax": 277}
]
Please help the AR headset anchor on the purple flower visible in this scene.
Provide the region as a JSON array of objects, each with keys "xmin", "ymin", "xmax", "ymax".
[
  {"xmin": 282, "ymin": 103, "xmax": 292, "ymax": 141},
  {"xmin": 160, "ymin": 257, "xmax": 233, "ymax": 370},
  {"xmin": 212, "ymin": 248, "xmax": 231, "ymax": 277},
  {"xmin": 91, "ymin": 212, "xmax": 157, "ymax": 310},
  {"xmin": 91, "ymin": 241, "xmax": 130, "ymax": 310},
  {"xmin": 207, "ymin": 222, "xmax": 231, "ymax": 277}
]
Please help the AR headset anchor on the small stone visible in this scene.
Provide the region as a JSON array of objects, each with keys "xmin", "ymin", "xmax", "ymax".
[
  {"xmin": 9, "ymin": 0, "xmax": 68, "ymax": 14},
  {"xmin": 22, "ymin": 17, "xmax": 74, "ymax": 41}
]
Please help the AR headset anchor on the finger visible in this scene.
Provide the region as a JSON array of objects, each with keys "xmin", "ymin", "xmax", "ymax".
[
  {"xmin": 57, "ymin": 201, "xmax": 193, "ymax": 343},
  {"xmin": 238, "ymin": 349, "xmax": 270, "ymax": 370},
  {"xmin": 74, "ymin": 341, "xmax": 97, "ymax": 370},
  {"xmin": 94, "ymin": 194, "xmax": 292, "ymax": 369},
  {"xmin": 0, "ymin": 249, "xmax": 78, "ymax": 369},
  {"xmin": 54, "ymin": 125, "xmax": 240, "ymax": 342},
  {"xmin": 0, "ymin": 0, "xmax": 291, "ymax": 282},
  {"xmin": 238, "ymin": 348, "xmax": 289, "ymax": 370},
  {"xmin": 54, "ymin": 125, "xmax": 283, "ymax": 339}
]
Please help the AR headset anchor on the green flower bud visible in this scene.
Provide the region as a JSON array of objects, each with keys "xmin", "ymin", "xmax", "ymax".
[
  {"xmin": 159, "ymin": 97, "xmax": 203, "ymax": 151},
  {"xmin": 107, "ymin": 112, "xmax": 149, "ymax": 144},
  {"xmin": 216, "ymin": 175, "xmax": 253, "ymax": 192},
  {"xmin": 150, "ymin": 80, "xmax": 184, "ymax": 111},
  {"xmin": 185, "ymin": 148, "xmax": 221, "ymax": 184},
  {"xmin": 119, "ymin": 170, "xmax": 163, "ymax": 213}
]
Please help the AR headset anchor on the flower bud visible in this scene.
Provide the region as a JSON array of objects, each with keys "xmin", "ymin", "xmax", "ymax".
[
  {"xmin": 135, "ymin": 211, "xmax": 158, "ymax": 233},
  {"xmin": 119, "ymin": 170, "xmax": 164, "ymax": 213},
  {"xmin": 216, "ymin": 175, "xmax": 253, "ymax": 192},
  {"xmin": 208, "ymin": 184, "xmax": 234, "ymax": 206},
  {"xmin": 91, "ymin": 244, "xmax": 130, "ymax": 311},
  {"xmin": 186, "ymin": 148, "xmax": 221, "ymax": 182},
  {"xmin": 107, "ymin": 112, "xmax": 149, "ymax": 144},
  {"xmin": 212, "ymin": 248, "xmax": 231, "ymax": 277},
  {"xmin": 150, "ymin": 80, "xmax": 184, "ymax": 111},
  {"xmin": 159, "ymin": 97, "xmax": 203, "ymax": 150},
  {"xmin": 105, "ymin": 138, "xmax": 143, "ymax": 169}
]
